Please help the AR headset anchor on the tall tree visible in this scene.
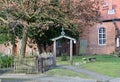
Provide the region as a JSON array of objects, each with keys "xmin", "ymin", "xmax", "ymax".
[
  {"xmin": 0, "ymin": 0, "xmax": 100, "ymax": 58},
  {"xmin": 61, "ymin": 0, "xmax": 100, "ymax": 31},
  {"xmin": 27, "ymin": 0, "xmax": 73, "ymax": 53},
  {"xmin": 0, "ymin": 0, "xmax": 70, "ymax": 57}
]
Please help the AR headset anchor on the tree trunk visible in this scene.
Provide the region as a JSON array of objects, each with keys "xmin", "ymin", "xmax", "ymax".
[
  {"xmin": 36, "ymin": 43, "xmax": 46, "ymax": 54},
  {"xmin": 36, "ymin": 41, "xmax": 42, "ymax": 54},
  {"xmin": 12, "ymin": 44, "xmax": 17, "ymax": 56},
  {"xmin": 20, "ymin": 28, "xmax": 28, "ymax": 58},
  {"xmin": 11, "ymin": 32, "xmax": 17, "ymax": 56}
]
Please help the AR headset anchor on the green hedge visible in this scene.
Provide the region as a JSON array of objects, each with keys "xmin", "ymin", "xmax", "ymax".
[{"xmin": 0, "ymin": 55, "xmax": 14, "ymax": 68}]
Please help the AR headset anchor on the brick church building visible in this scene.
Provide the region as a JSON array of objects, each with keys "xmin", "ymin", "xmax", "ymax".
[{"xmin": 78, "ymin": 0, "xmax": 120, "ymax": 55}]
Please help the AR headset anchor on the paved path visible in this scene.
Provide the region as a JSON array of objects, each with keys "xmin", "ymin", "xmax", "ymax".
[
  {"xmin": 0, "ymin": 74, "xmax": 120, "ymax": 82},
  {"xmin": 0, "ymin": 74, "xmax": 96, "ymax": 82},
  {"xmin": 35, "ymin": 76, "xmax": 96, "ymax": 82},
  {"xmin": 57, "ymin": 65, "xmax": 113, "ymax": 82}
]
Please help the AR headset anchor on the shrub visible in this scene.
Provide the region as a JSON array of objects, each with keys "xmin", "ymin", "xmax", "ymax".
[
  {"xmin": 61, "ymin": 53, "xmax": 68, "ymax": 61},
  {"xmin": 0, "ymin": 55, "xmax": 14, "ymax": 68}
]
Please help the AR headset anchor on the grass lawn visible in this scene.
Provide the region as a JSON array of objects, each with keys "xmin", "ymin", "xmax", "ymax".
[
  {"xmin": 57, "ymin": 55, "xmax": 120, "ymax": 77},
  {"xmin": 45, "ymin": 67, "xmax": 91, "ymax": 79},
  {"xmin": 81, "ymin": 55, "xmax": 120, "ymax": 77}
]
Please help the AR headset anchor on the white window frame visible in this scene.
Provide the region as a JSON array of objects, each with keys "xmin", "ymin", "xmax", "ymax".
[
  {"xmin": 108, "ymin": 9, "xmax": 115, "ymax": 14},
  {"xmin": 98, "ymin": 27, "xmax": 106, "ymax": 45},
  {"xmin": 116, "ymin": 37, "xmax": 119, "ymax": 47}
]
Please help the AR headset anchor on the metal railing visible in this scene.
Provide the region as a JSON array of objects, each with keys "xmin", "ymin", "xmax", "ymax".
[
  {"xmin": 0, "ymin": 55, "xmax": 54, "ymax": 74},
  {"xmin": 14, "ymin": 58, "xmax": 37, "ymax": 73}
]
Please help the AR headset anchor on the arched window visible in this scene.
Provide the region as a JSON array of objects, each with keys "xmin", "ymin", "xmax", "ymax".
[{"xmin": 98, "ymin": 27, "xmax": 106, "ymax": 45}]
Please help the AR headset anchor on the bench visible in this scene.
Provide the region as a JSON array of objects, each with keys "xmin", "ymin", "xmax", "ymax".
[{"xmin": 88, "ymin": 57, "xmax": 96, "ymax": 62}]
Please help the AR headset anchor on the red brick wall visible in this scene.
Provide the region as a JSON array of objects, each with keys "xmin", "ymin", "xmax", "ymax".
[
  {"xmin": 0, "ymin": 44, "xmax": 12, "ymax": 55},
  {"xmin": 100, "ymin": 0, "xmax": 120, "ymax": 20},
  {"xmin": 0, "ymin": 41, "xmax": 39, "ymax": 56},
  {"xmin": 76, "ymin": 0, "xmax": 119, "ymax": 55},
  {"xmin": 79, "ymin": 22, "xmax": 116, "ymax": 55}
]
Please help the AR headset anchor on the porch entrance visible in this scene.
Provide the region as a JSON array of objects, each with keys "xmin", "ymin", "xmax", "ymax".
[
  {"xmin": 56, "ymin": 39, "xmax": 70, "ymax": 56},
  {"xmin": 51, "ymin": 27, "xmax": 76, "ymax": 65}
]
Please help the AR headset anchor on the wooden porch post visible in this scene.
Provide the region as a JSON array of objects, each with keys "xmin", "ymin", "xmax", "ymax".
[
  {"xmin": 53, "ymin": 40, "xmax": 56, "ymax": 65},
  {"xmin": 70, "ymin": 39, "xmax": 73, "ymax": 65}
]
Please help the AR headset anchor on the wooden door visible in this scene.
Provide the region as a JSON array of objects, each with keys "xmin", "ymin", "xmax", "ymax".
[{"xmin": 80, "ymin": 40, "xmax": 87, "ymax": 55}]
